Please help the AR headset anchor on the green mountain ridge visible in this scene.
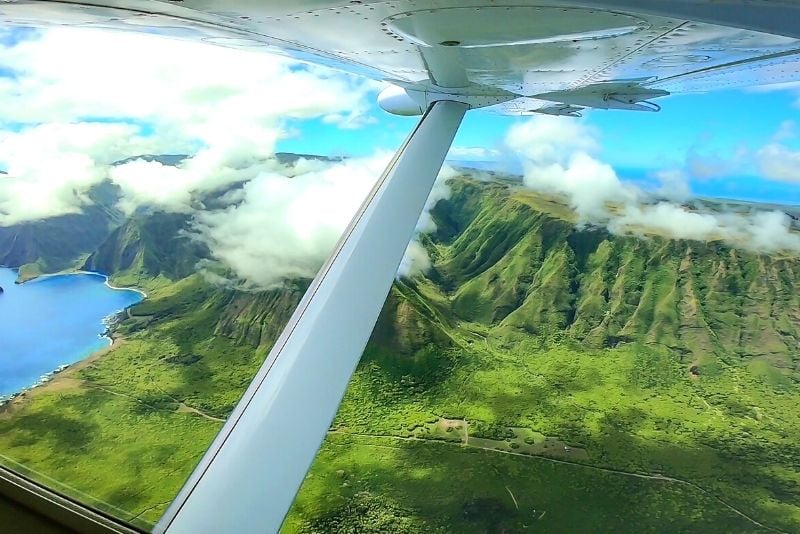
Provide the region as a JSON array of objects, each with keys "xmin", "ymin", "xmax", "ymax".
[
  {"xmin": 83, "ymin": 211, "xmax": 210, "ymax": 283},
  {"xmin": 426, "ymin": 179, "xmax": 800, "ymax": 374}
]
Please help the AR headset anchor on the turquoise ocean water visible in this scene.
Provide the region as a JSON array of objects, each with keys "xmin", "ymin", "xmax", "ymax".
[{"xmin": 0, "ymin": 267, "xmax": 143, "ymax": 397}]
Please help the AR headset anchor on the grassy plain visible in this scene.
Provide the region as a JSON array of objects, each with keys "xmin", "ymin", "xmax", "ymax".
[
  {"xmin": 284, "ymin": 313, "xmax": 800, "ymax": 532},
  {"xmin": 285, "ymin": 434, "xmax": 772, "ymax": 533}
]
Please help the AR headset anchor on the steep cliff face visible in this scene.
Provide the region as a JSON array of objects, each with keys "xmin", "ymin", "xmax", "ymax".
[
  {"xmin": 4, "ymin": 168, "xmax": 800, "ymax": 532},
  {"xmin": 83, "ymin": 212, "xmax": 209, "ymax": 281},
  {"xmin": 0, "ymin": 183, "xmax": 122, "ymax": 271},
  {"xmin": 14, "ymin": 167, "xmax": 796, "ymax": 379},
  {"xmin": 369, "ymin": 284, "xmax": 453, "ymax": 354},
  {"xmin": 414, "ymin": 178, "xmax": 800, "ymax": 380},
  {"xmin": 111, "ymin": 175, "xmax": 800, "ymax": 382},
  {"xmin": 211, "ymin": 285, "xmax": 307, "ymax": 348},
  {"xmin": 132, "ymin": 274, "xmax": 453, "ymax": 359},
  {"xmin": 0, "ymin": 157, "xmax": 189, "ymax": 273}
]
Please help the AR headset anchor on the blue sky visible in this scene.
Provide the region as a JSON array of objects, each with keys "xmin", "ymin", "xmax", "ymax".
[
  {"xmin": 2, "ymin": 24, "xmax": 799, "ymax": 205},
  {"xmin": 279, "ymin": 89, "xmax": 799, "ymax": 167},
  {"xmin": 278, "ymin": 87, "xmax": 800, "ymax": 203}
]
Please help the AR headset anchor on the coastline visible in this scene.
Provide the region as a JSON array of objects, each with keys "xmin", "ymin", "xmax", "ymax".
[
  {"xmin": 14, "ymin": 268, "xmax": 148, "ymax": 299},
  {"xmin": 102, "ymin": 275, "xmax": 148, "ymax": 298},
  {"xmin": 0, "ymin": 267, "xmax": 146, "ymax": 406},
  {"xmin": 0, "ymin": 335, "xmax": 125, "ymax": 413}
]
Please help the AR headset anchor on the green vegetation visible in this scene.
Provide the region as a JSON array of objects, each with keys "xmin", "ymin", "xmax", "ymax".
[
  {"xmin": 83, "ymin": 212, "xmax": 210, "ymax": 285},
  {"xmin": 285, "ymin": 434, "xmax": 772, "ymax": 533},
  {"xmin": 0, "ymin": 383, "xmax": 219, "ymax": 525},
  {"xmin": 15, "ymin": 261, "xmax": 46, "ymax": 283},
  {"xmin": 1, "ymin": 175, "xmax": 800, "ymax": 532}
]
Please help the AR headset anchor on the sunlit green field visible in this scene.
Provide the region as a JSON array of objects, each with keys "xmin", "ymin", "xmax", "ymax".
[
  {"xmin": 285, "ymin": 316, "xmax": 800, "ymax": 532},
  {"xmin": 286, "ymin": 434, "xmax": 772, "ymax": 533},
  {"xmin": 0, "ymin": 384, "xmax": 219, "ymax": 526}
]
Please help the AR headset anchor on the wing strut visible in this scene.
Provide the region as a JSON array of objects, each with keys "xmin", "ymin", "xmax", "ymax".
[{"xmin": 155, "ymin": 100, "xmax": 468, "ymax": 534}]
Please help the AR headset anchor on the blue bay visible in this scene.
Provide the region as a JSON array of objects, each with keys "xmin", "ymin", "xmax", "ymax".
[{"xmin": 0, "ymin": 267, "xmax": 144, "ymax": 397}]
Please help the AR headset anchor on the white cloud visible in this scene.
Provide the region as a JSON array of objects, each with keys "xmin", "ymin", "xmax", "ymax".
[
  {"xmin": 0, "ymin": 27, "xmax": 378, "ymax": 223},
  {"xmin": 192, "ymin": 154, "xmax": 390, "ymax": 288},
  {"xmin": 393, "ymin": 164, "xmax": 462, "ymax": 280},
  {"xmin": 397, "ymin": 241, "xmax": 431, "ymax": 279},
  {"xmin": 0, "ymin": 27, "xmax": 461, "ymax": 286},
  {"xmin": 414, "ymin": 164, "xmax": 458, "ymax": 235},
  {"xmin": 0, "ymin": 28, "xmax": 377, "ymax": 131},
  {"xmin": 6, "ymin": 26, "xmax": 800, "ymax": 288},
  {"xmin": 506, "ymin": 115, "xmax": 800, "ymax": 256},
  {"xmin": 608, "ymin": 203, "xmax": 724, "ymax": 242},
  {"xmin": 609, "ymin": 205, "xmax": 800, "ymax": 254},
  {"xmin": 107, "ymin": 142, "xmax": 290, "ymax": 215},
  {"xmin": 0, "ymin": 122, "xmax": 153, "ymax": 224},
  {"xmin": 653, "ymin": 169, "xmax": 692, "ymax": 202},
  {"xmin": 447, "ymin": 146, "xmax": 503, "ymax": 161},
  {"xmin": 193, "ymin": 156, "xmax": 456, "ymax": 288},
  {"xmin": 756, "ymin": 143, "xmax": 800, "ymax": 182},
  {"xmin": 506, "ymin": 116, "xmax": 599, "ymax": 162},
  {"xmin": 505, "ymin": 116, "xmax": 635, "ymax": 220},
  {"xmin": 109, "ymin": 160, "xmax": 202, "ymax": 215},
  {"xmin": 742, "ymin": 210, "xmax": 800, "ymax": 252}
]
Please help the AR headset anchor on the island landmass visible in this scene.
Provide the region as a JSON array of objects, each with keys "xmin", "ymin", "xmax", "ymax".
[{"xmin": 0, "ymin": 171, "xmax": 798, "ymax": 532}]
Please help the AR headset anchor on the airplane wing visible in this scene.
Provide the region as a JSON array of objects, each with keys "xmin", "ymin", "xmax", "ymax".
[
  {"xmin": 2, "ymin": 2, "xmax": 800, "ymax": 533},
  {"xmin": 4, "ymin": 1, "xmax": 800, "ymax": 115}
]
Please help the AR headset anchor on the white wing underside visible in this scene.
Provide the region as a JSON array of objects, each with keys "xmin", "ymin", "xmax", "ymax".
[{"xmin": 4, "ymin": 0, "xmax": 800, "ymax": 114}]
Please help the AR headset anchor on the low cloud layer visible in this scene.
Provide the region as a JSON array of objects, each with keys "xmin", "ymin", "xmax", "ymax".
[
  {"xmin": 192, "ymin": 155, "xmax": 389, "ymax": 288},
  {"xmin": 0, "ymin": 122, "xmax": 154, "ymax": 224},
  {"xmin": 507, "ymin": 116, "xmax": 800, "ymax": 255},
  {"xmin": 0, "ymin": 27, "xmax": 378, "ymax": 225},
  {"xmin": 192, "ymin": 156, "xmax": 456, "ymax": 288},
  {"xmin": 506, "ymin": 117, "xmax": 637, "ymax": 220},
  {"xmin": 607, "ymin": 203, "xmax": 800, "ymax": 254}
]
